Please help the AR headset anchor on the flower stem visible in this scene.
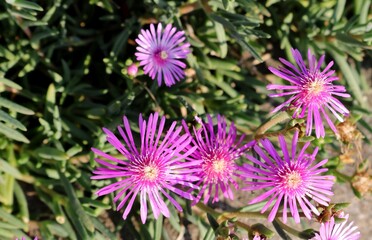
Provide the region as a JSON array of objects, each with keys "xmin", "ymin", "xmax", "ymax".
[
  {"xmin": 255, "ymin": 111, "xmax": 290, "ymax": 137},
  {"xmin": 274, "ymin": 218, "xmax": 304, "ymax": 238},
  {"xmin": 195, "ymin": 202, "xmax": 310, "ymax": 238},
  {"xmin": 195, "ymin": 202, "xmax": 268, "ymax": 219},
  {"xmin": 219, "ymin": 215, "xmax": 252, "ymax": 232},
  {"xmin": 195, "ymin": 202, "xmax": 219, "ymax": 217},
  {"xmin": 221, "ymin": 211, "xmax": 268, "ymax": 219},
  {"xmin": 333, "ymin": 170, "xmax": 352, "ymax": 181},
  {"xmin": 195, "ymin": 202, "xmax": 252, "ymax": 232}
]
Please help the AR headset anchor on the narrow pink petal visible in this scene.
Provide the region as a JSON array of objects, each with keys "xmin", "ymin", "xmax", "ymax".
[
  {"xmin": 123, "ymin": 188, "xmax": 140, "ymax": 219},
  {"xmin": 140, "ymin": 190, "xmax": 148, "ymax": 224},
  {"xmin": 268, "ymin": 193, "xmax": 283, "ymax": 222}
]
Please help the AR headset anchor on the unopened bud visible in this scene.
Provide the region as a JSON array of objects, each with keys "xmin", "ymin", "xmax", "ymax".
[
  {"xmin": 251, "ymin": 223, "xmax": 274, "ymax": 239},
  {"xmin": 127, "ymin": 63, "xmax": 138, "ymax": 77}
]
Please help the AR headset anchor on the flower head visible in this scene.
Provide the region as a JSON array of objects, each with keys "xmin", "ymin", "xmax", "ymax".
[
  {"xmin": 183, "ymin": 114, "xmax": 254, "ymax": 204},
  {"xmin": 267, "ymin": 48, "xmax": 350, "ymax": 138},
  {"xmin": 312, "ymin": 213, "xmax": 360, "ymax": 240},
  {"xmin": 135, "ymin": 23, "xmax": 190, "ymax": 87},
  {"xmin": 240, "ymin": 130, "xmax": 335, "ymax": 223},
  {"xmin": 92, "ymin": 113, "xmax": 201, "ymax": 223}
]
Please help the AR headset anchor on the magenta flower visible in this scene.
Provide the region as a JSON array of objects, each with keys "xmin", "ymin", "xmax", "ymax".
[
  {"xmin": 183, "ymin": 114, "xmax": 254, "ymax": 204},
  {"xmin": 267, "ymin": 48, "xmax": 350, "ymax": 138},
  {"xmin": 135, "ymin": 23, "xmax": 191, "ymax": 87},
  {"xmin": 312, "ymin": 213, "xmax": 360, "ymax": 240},
  {"xmin": 240, "ymin": 130, "xmax": 335, "ymax": 223},
  {"xmin": 91, "ymin": 113, "xmax": 201, "ymax": 223}
]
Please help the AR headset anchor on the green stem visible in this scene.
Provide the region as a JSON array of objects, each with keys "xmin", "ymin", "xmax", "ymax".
[
  {"xmin": 222, "ymin": 211, "xmax": 306, "ymax": 219},
  {"xmin": 274, "ymin": 218, "xmax": 304, "ymax": 238},
  {"xmin": 196, "ymin": 202, "xmax": 309, "ymax": 238},
  {"xmin": 333, "ymin": 170, "xmax": 352, "ymax": 181},
  {"xmin": 255, "ymin": 111, "xmax": 290, "ymax": 137},
  {"xmin": 195, "ymin": 202, "xmax": 252, "ymax": 232},
  {"xmin": 195, "ymin": 202, "xmax": 267, "ymax": 219},
  {"xmin": 195, "ymin": 202, "xmax": 220, "ymax": 217}
]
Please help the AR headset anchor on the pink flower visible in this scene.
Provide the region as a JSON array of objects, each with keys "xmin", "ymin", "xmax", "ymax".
[
  {"xmin": 312, "ymin": 213, "xmax": 360, "ymax": 240},
  {"xmin": 183, "ymin": 114, "xmax": 254, "ymax": 204},
  {"xmin": 240, "ymin": 130, "xmax": 335, "ymax": 223},
  {"xmin": 267, "ymin": 48, "xmax": 350, "ymax": 138},
  {"xmin": 91, "ymin": 113, "xmax": 201, "ymax": 223},
  {"xmin": 135, "ymin": 23, "xmax": 190, "ymax": 87}
]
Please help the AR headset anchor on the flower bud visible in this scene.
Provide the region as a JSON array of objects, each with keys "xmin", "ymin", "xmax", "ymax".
[
  {"xmin": 127, "ymin": 63, "xmax": 138, "ymax": 77},
  {"xmin": 250, "ymin": 223, "xmax": 274, "ymax": 239}
]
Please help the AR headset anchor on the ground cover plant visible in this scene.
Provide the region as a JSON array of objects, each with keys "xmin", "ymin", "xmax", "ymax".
[{"xmin": 0, "ymin": 0, "xmax": 371, "ymax": 239}]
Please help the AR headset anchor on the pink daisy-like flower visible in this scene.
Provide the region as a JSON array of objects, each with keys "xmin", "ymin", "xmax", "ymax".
[
  {"xmin": 267, "ymin": 48, "xmax": 350, "ymax": 138},
  {"xmin": 135, "ymin": 23, "xmax": 191, "ymax": 87},
  {"xmin": 91, "ymin": 112, "xmax": 201, "ymax": 223},
  {"xmin": 240, "ymin": 130, "xmax": 335, "ymax": 223},
  {"xmin": 312, "ymin": 213, "xmax": 360, "ymax": 240},
  {"xmin": 183, "ymin": 114, "xmax": 254, "ymax": 204}
]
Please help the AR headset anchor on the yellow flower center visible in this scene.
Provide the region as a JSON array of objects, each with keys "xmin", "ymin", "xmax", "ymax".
[
  {"xmin": 306, "ymin": 80, "xmax": 324, "ymax": 96},
  {"xmin": 284, "ymin": 171, "xmax": 302, "ymax": 189},
  {"xmin": 212, "ymin": 159, "xmax": 227, "ymax": 173},
  {"xmin": 143, "ymin": 165, "xmax": 159, "ymax": 181},
  {"xmin": 160, "ymin": 50, "xmax": 168, "ymax": 60}
]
